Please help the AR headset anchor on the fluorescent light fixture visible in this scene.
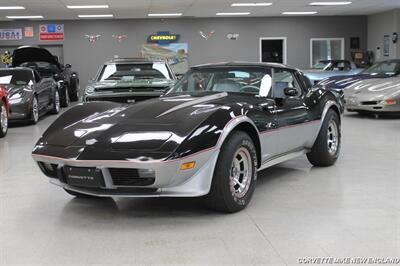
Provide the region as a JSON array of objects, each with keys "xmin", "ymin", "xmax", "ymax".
[
  {"xmin": 309, "ymin": 2, "xmax": 352, "ymax": 5},
  {"xmin": 282, "ymin": 11, "xmax": 318, "ymax": 15},
  {"xmin": 231, "ymin": 3, "xmax": 272, "ymax": 6},
  {"xmin": 0, "ymin": 6, "xmax": 25, "ymax": 10},
  {"xmin": 78, "ymin": 14, "xmax": 114, "ymax": 18},
  {"xmin": 6, "ymin": 15, "xmax": 43, "ymax": 19},
  {"xmin": 67, "ymin": 5, "xmax": 109, "ymax": 9},
  {"xmin": 147, "ymin": 13, "xmax": 183, "ymax": 17},
  {"xmin": 216, "ymin": 12, "xmax": 251, "ymax": 16}
]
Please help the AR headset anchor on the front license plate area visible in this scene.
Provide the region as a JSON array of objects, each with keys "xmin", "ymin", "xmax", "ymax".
[{"xmin": 65, "ymin": 166, "xmax": 105, "ymax": 188}]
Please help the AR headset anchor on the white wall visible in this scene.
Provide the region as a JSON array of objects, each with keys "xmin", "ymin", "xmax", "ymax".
[{"xmin": 368, "ymin": 9, "xmax": 400, "ymax": 61}]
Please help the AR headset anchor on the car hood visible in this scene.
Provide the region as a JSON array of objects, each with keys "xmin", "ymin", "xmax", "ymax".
[
  {"xmin": 318, "ymin": 73, "xmax": 392, "ymax": 89},
  {"xmin": 3, "ymin": 84, "xmax": 32, "ymax": 97},
  {"xmin": 44, "ymin": 92, "xmax": 228, "ymax": 152},
  {"xmin": 91, "ymin": 79, "xmax": 174, "ymax": 92},
  {"xmin": 344, "ymin": 77, "xmax": 400, "ymax": 99},
  {"xmin": 11, "ymin": 46, "xmax": 59, "ymax": 67}
]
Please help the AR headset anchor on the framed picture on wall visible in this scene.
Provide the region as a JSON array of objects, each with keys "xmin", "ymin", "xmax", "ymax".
[
  {"xmin": 383, "ymin": 35, "xmax": 390, "ymax": 56},
  {"xmin": 350, "ymin": 37, "xmax": 360, "ymax": 49}
]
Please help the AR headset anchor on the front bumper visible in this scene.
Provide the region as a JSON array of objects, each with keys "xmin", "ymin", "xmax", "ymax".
[
  {"xmin": 32, "ymin": 148, "xmax": 219, "ymax": 197},
  {"xmin": 345, "ymin": 97, "xmax": 400, "ymax": 113},
  {"xmin": 8, "ymin": 101, "xmax": 30, "ymax": 120}
]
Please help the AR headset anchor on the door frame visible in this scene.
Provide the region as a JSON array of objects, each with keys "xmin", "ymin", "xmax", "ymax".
[
  {"xmin": 310, "ymin": 38, "xmax": 345, "ymax": 67},
  {"xmin": 259, "ymin": 37, "xmax": 287, "ymax": 64}
]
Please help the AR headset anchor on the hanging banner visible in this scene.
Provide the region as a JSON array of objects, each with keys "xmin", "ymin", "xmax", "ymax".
[
  {"xmin": 39, "ymin": 24, "xmax": 64, "ymax": 41},
  {"xmin": 0, "ymin": 29, "xmax": 22, "ymax": 40}
]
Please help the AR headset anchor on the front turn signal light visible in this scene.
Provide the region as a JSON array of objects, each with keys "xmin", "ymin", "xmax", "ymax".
[
  {"xmin": 384, "ymin": 99, "xmax": 396, "ymax": 106},
  {"xmin": 181, "ymin": 161, "xmax": 196, "ymax": 170}
]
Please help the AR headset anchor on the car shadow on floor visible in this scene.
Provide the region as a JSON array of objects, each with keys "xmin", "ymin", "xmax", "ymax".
[{"xmin": 58, "ymin": 159, "xmax": 311, "ymax": 226}]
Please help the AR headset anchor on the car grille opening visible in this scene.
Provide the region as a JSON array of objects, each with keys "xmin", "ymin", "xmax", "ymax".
[
  {"xmin": 38, "ymin": 162, "xmax": 58, "ymax": 178},
  {"xmin": 361, "ymin": 101, "xmax": 379, "ymax": 105},
  {"xmin": 108, "ymin": 168, "xmax": 155, "ymax": 187}
]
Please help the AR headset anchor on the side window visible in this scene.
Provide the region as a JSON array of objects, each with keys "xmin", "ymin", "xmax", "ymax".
[
  {"xmin": 273, "ymin": 69, "xmax": 302, "ymax": 98},
  {"xmin": 34, "ymin": 71, "xmax": 41, "ymax": 83}
]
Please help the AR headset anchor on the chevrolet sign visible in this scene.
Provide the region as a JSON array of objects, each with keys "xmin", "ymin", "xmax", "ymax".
[{"xmin": 147, "ymin": 31, "xmax": 180, "ymax": 45}]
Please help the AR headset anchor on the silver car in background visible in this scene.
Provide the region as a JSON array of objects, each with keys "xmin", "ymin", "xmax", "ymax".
[{"xmin": 304, "ymin": 60, "xmax": 364, "ymax": 84}]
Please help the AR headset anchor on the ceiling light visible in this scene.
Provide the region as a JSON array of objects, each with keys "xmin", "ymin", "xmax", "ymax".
[
  {"xmin": 216, "ymin": 12, "xmax": 251, "ymax": 16},
  {"xmin": 147, "ymin": 13, "xmax": 183, "ymax": 17},
  {"xmin": 231, "ymin": 3, "xmax": 272, "ymax": 6},
  {"xmin": 309, "ymin": 2, "xmax": 352, "ymax": 5},
  {"xmin": 6, "ymin": 15, "xmax": 43, "ymax": 19},
  {"xmin": 67, "ymin": 5, "xmax": 109, "ymax": 9},
  {"xmin": 282, "ymin": 11, "xmax": 318, "ymax": 15},
  {"xmin": 78, "ymin": 14, "xmax": 114, "ymax": 18},
  {"xmin": 0, "ymin": 6, "xmax": 25, "ymax": 10}
]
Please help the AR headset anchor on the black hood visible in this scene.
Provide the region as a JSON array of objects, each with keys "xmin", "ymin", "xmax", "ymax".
[{"xmin": 12, "ymin": 46, "xmax": 60, "ymax": 67}]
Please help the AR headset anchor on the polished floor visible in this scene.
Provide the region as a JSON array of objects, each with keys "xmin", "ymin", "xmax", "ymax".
[{"xmin": 0, "ymin": 109, "xmax": 399, "ymax": 265}]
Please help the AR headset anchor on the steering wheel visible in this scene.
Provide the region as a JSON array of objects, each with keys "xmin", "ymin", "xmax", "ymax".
[{"xmin": 239, "ymin": 85, "xmax": 259, "ymax": 93}]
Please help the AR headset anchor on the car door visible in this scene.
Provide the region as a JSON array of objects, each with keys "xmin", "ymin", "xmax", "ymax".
[
  {"xmin": 272, "ymin": 68, "xmax": 311, "ymax": 155},
  {"xmin": 33, "ymin": 71, "xmax": 50, "ymax": 112}
]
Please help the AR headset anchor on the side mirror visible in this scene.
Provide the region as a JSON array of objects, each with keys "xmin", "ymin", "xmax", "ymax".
[
  {"xmin": 88, "ymin": 78, "xmax": 95, "ymax": 84},
  {"xmin": 65, "ymin": 64, "xmax": 72, "ymax": 68},
  {"xmin": 284, "ymin": 87, "xmax": 298, "ymax": 97}
]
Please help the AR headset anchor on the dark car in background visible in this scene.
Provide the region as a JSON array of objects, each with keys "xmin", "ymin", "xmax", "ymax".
[
  {"xmin": 84, "ymin": 58, "xmax": 176, "ymax": 103},
  {"xmin": 11, "ymin": 46, "xmax": 79, "ymax": 107},
  {"xmin": 0, "ymin": 68, "xmax": 60, "ymax": 124}
]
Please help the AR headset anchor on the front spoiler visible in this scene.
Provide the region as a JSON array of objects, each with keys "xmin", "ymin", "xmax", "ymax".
[{"xmin": 32, "ymin": 148, "xmax": 219, "ymax": 197}]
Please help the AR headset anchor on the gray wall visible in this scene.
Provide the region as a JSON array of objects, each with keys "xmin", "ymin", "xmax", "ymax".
[{"xmin": 0, "ymin": 16, "xmax": 367, "ymax": 88}]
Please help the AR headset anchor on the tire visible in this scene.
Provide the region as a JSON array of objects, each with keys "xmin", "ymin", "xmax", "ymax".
[
  {"xmin": 205, "ymin": 131, "xmax": 258, "ymax": 213},
  {"xmin": 29, "ymin": 96, "xmax": 39, "ymax": 124},
  {"xmin": 307, "ymin": 109, "xmax": 341, "ymax": 167},
  {"xmin": 60, "ymin": 86, "xmax": 69, "ymax": 108},
  {"xmin": 0, "ymin": 101, "xmax": 8, "ymax": 138},
  {"xmin": 49, "ymin": 89, "xmax": 61, "ymax": 114},
  {"xmin": 64, "ymin": 188, "xmax": 97, "ymax": 198},
  {"xmin": 69, "ymin": 77, "xmax": 79, "ymax": 102}
]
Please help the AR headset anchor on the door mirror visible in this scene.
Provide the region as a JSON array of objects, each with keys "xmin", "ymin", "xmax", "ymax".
[
  {"xmin": 88, "ymin": 78, "xmax": 95, "ymax": 84},
  {"xmin": 284, "ymin": 87, "xmax": 298, "ymax": 97},
  {"xmin": 65, "ymin": 64, "xmax": 72, "ymax": 68}
]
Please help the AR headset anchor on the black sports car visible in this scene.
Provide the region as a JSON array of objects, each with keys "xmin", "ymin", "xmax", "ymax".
[
  {"xmin": 32, "ymin": 62, "xmax": 344, "ymax": 212},
  {"xmin": 0, "ymin": 68, "xmax": 60, "ymax": 124},
  {"xmin": 12, "ymin": 46, "xmax": 80, "ymax": 106}
]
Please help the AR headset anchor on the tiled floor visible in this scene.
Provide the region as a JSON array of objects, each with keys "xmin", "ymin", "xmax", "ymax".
[{"xmin": 1, "ymin": 110, "xmax": 399, "ymax": 265}]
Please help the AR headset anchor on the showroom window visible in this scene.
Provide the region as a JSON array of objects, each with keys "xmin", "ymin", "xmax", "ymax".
[{"xmin": 310, "ymin": 38, "xmax": 344, "ymax": 67}]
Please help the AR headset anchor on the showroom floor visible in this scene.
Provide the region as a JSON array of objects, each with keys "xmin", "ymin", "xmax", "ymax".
[{"xmin": 1, "ymin": 109, "xmax": 399, "ymax": 265}]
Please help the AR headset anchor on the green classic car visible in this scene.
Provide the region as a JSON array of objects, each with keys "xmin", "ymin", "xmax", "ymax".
[{"xmin": 84, "ymin": 58, "xmax": 176, "ymax": 103}]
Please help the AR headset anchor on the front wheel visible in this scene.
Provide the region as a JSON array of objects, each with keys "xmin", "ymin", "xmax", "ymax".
[
  {"xmin": 29, "ymin": 96, "xmax": 39, "ymax": 124},
  {"xmin": 205, "ymin": 131, "xmax": 258, "ymax": 213},
  {"xmin": 49, "ymin": 89, "xmax": 61, "ymax": 114},
  {"xmin": 307, "ymin": 109, "xmax": 341, "ymax": 166},
  {"xmin": 0, "ymin": 101, "xmax": 8, "ymax": 138}
]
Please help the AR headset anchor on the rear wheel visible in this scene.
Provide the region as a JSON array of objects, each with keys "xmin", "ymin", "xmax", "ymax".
[
  {"xmin": 0, "ymin": 101, "xmax": 8, "ymax": 138},
  {"xmin": 64, "ymin": 188, "xmax": 97, "ymax": 198},
  {"xmin": 205, "ymin": 131, "xmax": 258, "ymax": 213},
  {"xmin": 49, "ymin": 89, "xmax": 60, "ymax": 114},
  {"xmin": 307, "ymin": 109, "xmax": 341, "ymax": 166},
  {"xmin": 60, "ymin": 86, "xmax": 69, "ymax": 108},
  {"xmin": 29, "ymin": 96, "xmax": 39, "ymax": 124},
  {"xmin": 69, "ymin": 77, "xmax": 79, "ymax": 102}
]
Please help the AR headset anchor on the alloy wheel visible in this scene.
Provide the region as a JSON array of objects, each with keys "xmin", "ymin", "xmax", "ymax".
[
  {"xmin": 229, "ymin": 147, "xmax": 253, "ymax": 199},
  {"xmin": 327, "ymin": 119, "xmax": 339, "ymax": 156},
  {"xmin": 0, "ymin": 103, "xmax": 7, "ymax": 134}
]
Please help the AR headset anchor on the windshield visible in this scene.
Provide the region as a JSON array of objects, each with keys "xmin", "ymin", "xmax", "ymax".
[
  {"xmin": 20, "ymin": 61, "xmax": 59, "ymax": 77},
  {"xmin": 98, "ymin": 63, "xmax": 173, "ymax": 81},
  {"xmin": 313, "ymin": 60, "xmax": 351, "ymax": 71},
  {"xmin": 0, "ymin": 70, "xmax": 34, "ymax": 86},
  {"xmin": 362, "ymin": 61, "xmax": 400, "ymax": 76},
  {"xmin": 313, "ymin": 61, "xmax": 331, "ymax": 70},
  {"xmin": 168, "ymin": 67, "xmax": 272, "ymax": 95}
]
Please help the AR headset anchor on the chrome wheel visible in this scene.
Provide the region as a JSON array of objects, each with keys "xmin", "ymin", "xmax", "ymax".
[
  {"xmin": 229, "ymin": 147, "xmax": 253, "ymax": 199},
  {"xmin": 327, "ymin": 119, "xmax": 339, "ymax": 156},
  {"xmin": 0, "ymin": 103, "xmax": 7, "ymax": 134},
  {"xmin": 55, "ymin": 90, "xmax": 60, "ymax": 113},
  {"xmin": 32, "ymin": 97, "xmax": 39, "ymax": 122}
]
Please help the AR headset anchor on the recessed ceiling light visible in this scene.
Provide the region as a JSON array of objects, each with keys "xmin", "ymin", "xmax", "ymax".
[
  {"xmin": 147, "ymin": 13, "xmax": 183, "ymax": 17},
  {"xmin": 231, "ymin": 3, "xmax": 272, "ymax": 7},
  {"xmin": 78, "ymin": 14, "xmax": 113, "ymax": 18},
  {"xmin": 309, "ymin": 2, "xmax": 352, "ymax": 5},
  {"xmin": 0, "ymin": 6, "xmax": 25, "ymax": 10},
  {"xmin": 67, "ymin": 5, "xmax": 109, "ymax": 9},
  {"xmin": 216, "ymin": 12, "xmax": 251, "ymax": 16},
  {"xmin": 282, "ymin": 11, "xmax": 318, "ymax": 15},
  {"xmin": 6, "ymin": 15, "xmax": 43, "ymax": 19}
]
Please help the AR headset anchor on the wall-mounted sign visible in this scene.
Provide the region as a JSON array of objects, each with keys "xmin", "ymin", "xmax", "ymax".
[
  {"xmin": 147, "ymin": 31, "xmax": 180, "ymax": 45},
  {"xmin": 39, "ymin": 24, "xmax": 64, "ymax": 41},
  {"xmin": 24, "ymin": 27, "xmax": 34, "ymax": 38},
  {"xmin": 0, "ymin": 29, "xmax": 22, "ymax": 40}
]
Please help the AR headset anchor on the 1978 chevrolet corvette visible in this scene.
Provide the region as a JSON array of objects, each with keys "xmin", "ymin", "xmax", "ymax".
[{"xmin": 32, "ymin": 62, "xmax": 344, "ymax": 212}]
